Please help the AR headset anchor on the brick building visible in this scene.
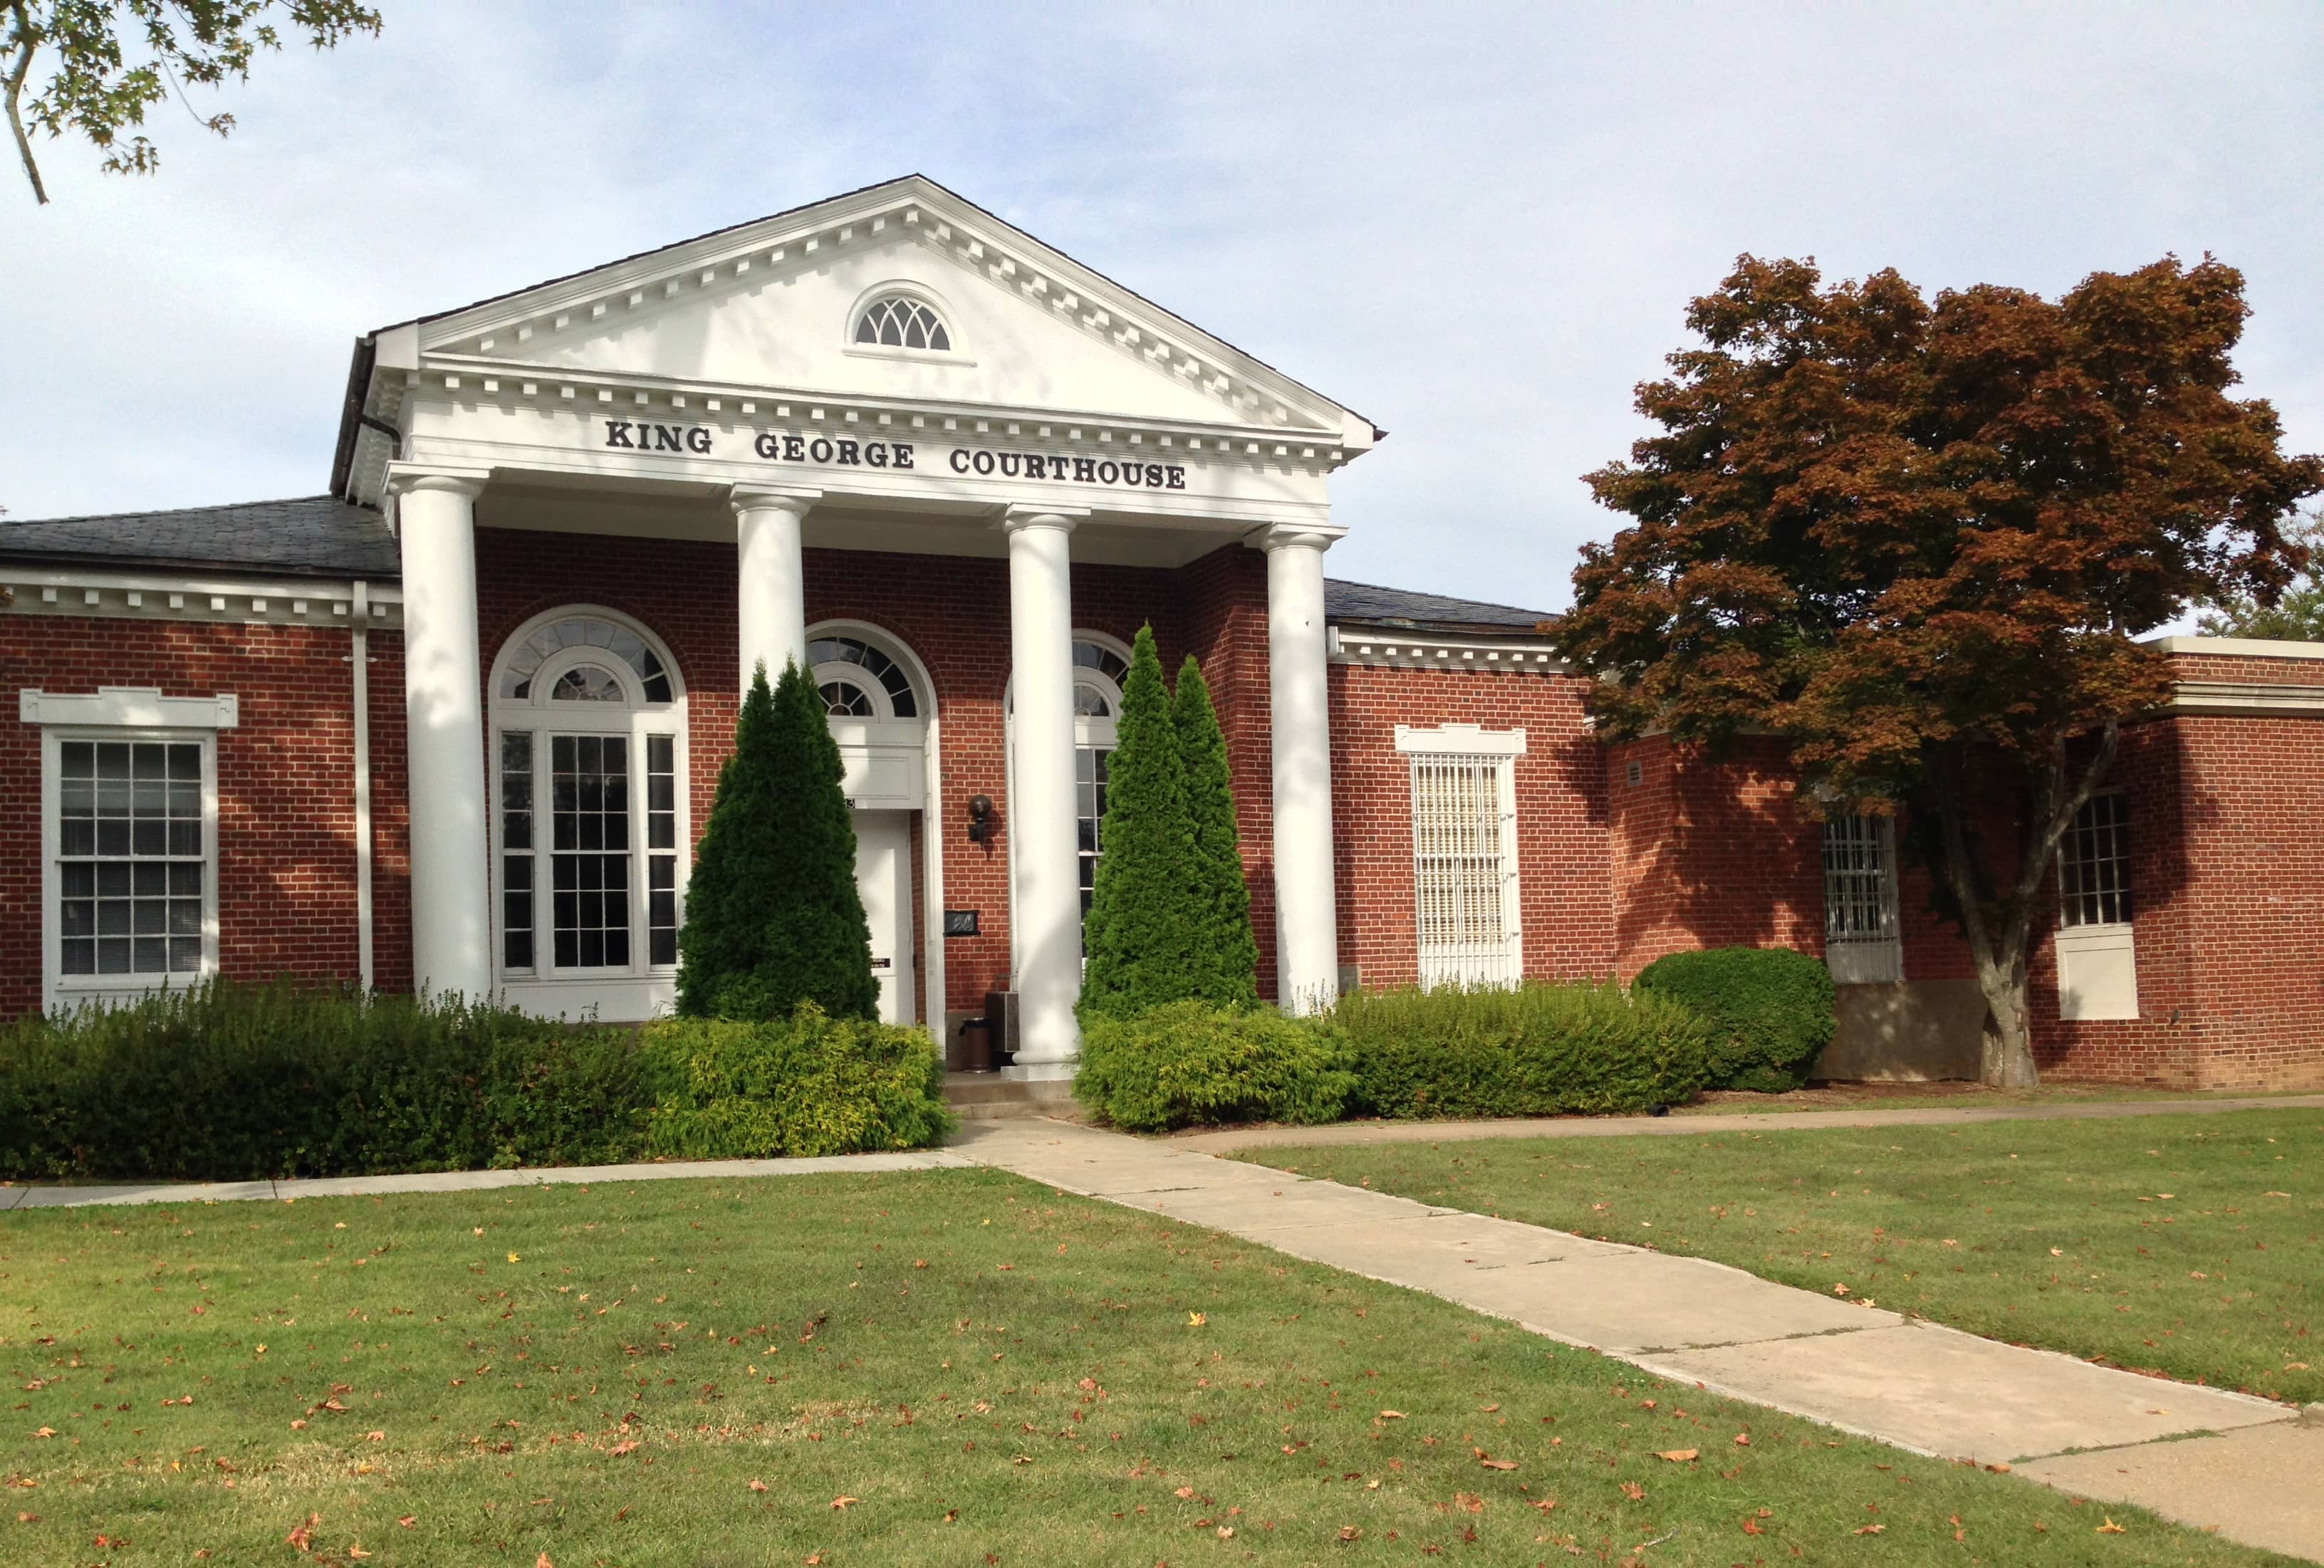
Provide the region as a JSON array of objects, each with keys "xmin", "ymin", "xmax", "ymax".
[{"xmin": 6, "ymin": 177, "xmax": 2320, "ymax": 1089}]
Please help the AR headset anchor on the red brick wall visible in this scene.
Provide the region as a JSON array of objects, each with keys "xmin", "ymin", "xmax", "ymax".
[
  {"xmin": 1607, "ymin": 733, "xmax": 1824, "ymax": 977},
  {"xmin": 469, "ymin": 529, "xmax": 1284, "ymax": 1016},
  {"xmin": 0, "ymin": 615, "xmax": 400, "ymax": 1017},
  {"xmin": 1328, "ymin": 665, "xmax": 1615, "ymax": 986},
  {"xmin": 2027, "ymin": 714, "xmax": 2324, "ymax": 1089}
]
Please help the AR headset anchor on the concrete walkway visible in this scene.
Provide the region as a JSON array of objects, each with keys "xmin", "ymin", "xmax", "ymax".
[
  {"xmin": 1173, "ymin": 1090, "xmax": 2324, "ymax": 1153},
  {"xmin": 949, "ymin": 1117, "xmax": 2324, "ymax": 1564}
]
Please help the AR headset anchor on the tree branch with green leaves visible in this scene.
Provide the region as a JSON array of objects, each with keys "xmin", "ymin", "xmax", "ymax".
[{"xmin": 5, "ymin": 0, "xmax": 382, "ymax": 206}]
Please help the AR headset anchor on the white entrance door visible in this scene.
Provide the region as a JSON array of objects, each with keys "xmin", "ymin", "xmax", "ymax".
[{"xmin": 852, "ymin": 811, "xmax": 914, "ymax": 1025}]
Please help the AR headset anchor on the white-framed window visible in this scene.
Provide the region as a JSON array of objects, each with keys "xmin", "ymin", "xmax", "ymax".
[
  {"xmin": 2059, "ymin": 792, "xmax": 2132, "ymax": 929},
  {"xmin": 24, "ymin": 687, "xmax": 234, "ymax": 1006},
  {"xmin": 1821, "ymin": 814, "xmax": 1902, "ymax": 985},
  {"xmin": 2056, "ymin": 790, "xmax": 2137, "ymax": 1020},
  {"xmin": 1005, "ymin": 633, "xmax": 1130, "ymax": 924},
  {"xmin": 1396, "ymin": 723, "xmax": 1526, "ymax": 988},
  {"xmin": 489, "ymin": 612, "xmax": 688, "ymax": 1005}
]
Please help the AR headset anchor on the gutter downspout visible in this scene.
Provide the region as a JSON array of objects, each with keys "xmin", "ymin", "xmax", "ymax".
[{"xmin": 351, "ymin": 581, "xmax": 375, "ymax": 992}]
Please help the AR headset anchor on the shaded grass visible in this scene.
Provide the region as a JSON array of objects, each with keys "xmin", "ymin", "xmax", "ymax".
[
  {"xmin": 1241, "ymin": 1108, "xmax": 2324, "ymax": 1407},
  {"xmin": 1674, "ymin": 1083, "xmax": 2324, "ymax": 1117},
  {"xmin": 0, "ymin": 1168, "xmax": 2296, "ymax": 1566}
]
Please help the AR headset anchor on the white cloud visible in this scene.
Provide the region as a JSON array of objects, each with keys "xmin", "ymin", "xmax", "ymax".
[{"xmin": 4, "ymin": 0, "xmax": 2318, "ymax": 615}]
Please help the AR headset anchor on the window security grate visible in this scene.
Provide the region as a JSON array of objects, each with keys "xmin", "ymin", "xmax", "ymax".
[{"xmin": 1411, "ymin": 753, "xmax": 1517, "ymax": 988}]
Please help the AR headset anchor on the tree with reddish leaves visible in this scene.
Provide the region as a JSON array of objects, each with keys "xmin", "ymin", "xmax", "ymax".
[{"xmin": 1558, "ymin": 254, "xmax": 2322, "ymax": 1085}]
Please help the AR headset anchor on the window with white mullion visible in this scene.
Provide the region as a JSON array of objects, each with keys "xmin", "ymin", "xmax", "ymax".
[
  {"xmin": 499, "ymin": 731, "xmax": 536, "ymax": 971},
  {"xmin": 2059, "ymin": 793, "xmax": 2132, "ymax": 928},
  {"xmin": 1410, "ymin": 753, "xmax": 1518, "ymax": 988},
  {"xmin": 56, "ymin": 738, "xmax": 209, "ymax": 979}
]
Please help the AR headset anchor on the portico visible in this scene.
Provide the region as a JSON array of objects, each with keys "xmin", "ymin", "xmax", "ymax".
[{"xmin": 356, "ymin": 175, "xmax": 1379, "ymax": 1065}]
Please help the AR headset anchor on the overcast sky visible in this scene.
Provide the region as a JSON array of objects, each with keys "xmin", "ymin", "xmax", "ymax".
[{"xmin": 4, "ymin": 1, "xmax": 2319, "ymax": 615}]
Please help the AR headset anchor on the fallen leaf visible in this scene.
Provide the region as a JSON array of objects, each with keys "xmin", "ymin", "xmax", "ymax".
[
  {"xmin": 1378, "ymin": 1410, "xmax": 1406, "ymax": 1421},
  {"xmin": 1174, "ymin": 1486, "xmax": 1195, "ymax": 1499},
  {"xmin": 1216, "ymin": 1525, "xmax": 1234, "ymax": 1539},
  {"xmin": 831, "ymin": 1495, "xmax": 859, "ymax": 1510},
  {"xmin": 537, "ymin": 1554, "xmax": 554, "ymax": 1568},
  {"xmin": 1479, "ymin": 1458, "xmax": 1517, "ymax": 1470},
  {"xmin": 1620, "ymin": 1481, "xmax": 1645, "ymax": 1502},
  {"xmin": 1338, "ymin": 1525, "xmax": 1362, "ymax": 1541},
  {"xmin": 1655, "ymin": 1449, "xmax": 1698, "ymax": 1463},
  {"xmin": 2098, "ymin": 1517, "xmax": 2127, "ymax": 1535},
  {"xmin": 1733, "ymin": 1433, "xmax": 1750, "ymax": 1446},
  {"xmin": 749, "ymin": 1480, "xmax": 768, "ymax": 1493},
  {"xmin": 287, "ymin": 1514, "xmax": 319, "ymax": 1550},
  {"xmin": 1187, "ymin": 1312, "xmax": 1207, "ymax": 1327},
  {"xmin": 508, "ymin": 1253, "xmax": 522, "ymax": 1264},
  {"xmin": 1454, "ymin": 1492, "xmax": 1484, "ymax": 1513},
  {"xmin": 348, "ymin": 1545, "xmax": 371, "ymax": 1560},
  {"xmin": 1853, "ymin": 1523, "xmax": 1885, "ymax": 1535},
  {"xmin": 1530, "ymin": 1498, "xmax": 1559, "ymax": 1513},
  {"xmin": 397, "ymin": 1516, "xmax": 416, "ymax": 1529}
]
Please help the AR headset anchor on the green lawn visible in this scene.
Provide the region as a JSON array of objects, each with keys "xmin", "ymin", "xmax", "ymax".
[
  {"xmin": 1241, "ymin": 1108, "xmax": 2324, "ymax": 1408},
  {"xmin": 2, "ymin": 1171, "xmax": 2296, "ymax": 1566},
  {"xmin": 1672, "ymin": 1083, "xmax": 2324, "ymax": 1117}
]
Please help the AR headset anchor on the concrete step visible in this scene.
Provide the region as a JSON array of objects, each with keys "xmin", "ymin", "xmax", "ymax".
[{"xmin": 944, "ymin": 1073, "xmax": 1082, "ymax": 1122}]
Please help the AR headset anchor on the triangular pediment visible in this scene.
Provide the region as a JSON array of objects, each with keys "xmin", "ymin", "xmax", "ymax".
[{"xmin": 380, "ymin": 177, "xmax": 1372, "ymax": 445}]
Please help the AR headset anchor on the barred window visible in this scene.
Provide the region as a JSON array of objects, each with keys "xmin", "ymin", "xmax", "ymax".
[
  {"xmin": 1410, "ymin": 753, "xmax": 1518, "ymax": 988},
  {"xmin": 1822, "ymin": 815, "xmax": 1897, "ymax": 944},
  {"xmin": 2060, "ymin": 793, "xmax": 2132, "ymax": 928}
]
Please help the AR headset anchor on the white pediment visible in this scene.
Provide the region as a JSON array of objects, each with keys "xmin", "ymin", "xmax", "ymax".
[{"xmin": 389, "ymin": 177, "xmax": 1372, "ymax": 446}]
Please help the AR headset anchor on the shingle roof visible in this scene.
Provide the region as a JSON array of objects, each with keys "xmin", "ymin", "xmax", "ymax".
[
  {"xmin": 0, "ymin": 496, "xmax": 397, "ymax": 579},
  {"xmin": 1323, "ymin": 577, "xmax": 1552, "ymax": 632}
]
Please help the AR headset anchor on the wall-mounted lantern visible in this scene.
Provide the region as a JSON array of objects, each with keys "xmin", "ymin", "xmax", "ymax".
[{"xmin": 966, "ymin": 793, "xmax": 996, "ymax": 845}]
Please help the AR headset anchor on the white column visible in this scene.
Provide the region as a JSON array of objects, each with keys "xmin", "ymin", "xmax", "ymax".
[
  {"xmin": 1261, "ymin": 525, "xmax": 1343, "ymax": 1014},
  {"xmin": 1003, "ymin": 505, "xmax": 1087, "ymax": 1075},
  {"xmin": 731, "ymin": 486, "xmax": 818, "ymax": 691},
  {"xmin": 390, "ymin": 465, "xmax": 494, "ymax": 1002}
]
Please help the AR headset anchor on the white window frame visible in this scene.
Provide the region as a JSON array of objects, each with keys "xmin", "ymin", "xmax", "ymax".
[
  {"xmin": 1821, "ymin": 814, "xmax": 1903, "ymax": 986},
  {"xmin": 25, "ymin": 687, "xmax": 231, "ymax": 1010},
  {"xmin": 1396, "ymin": 723, "xmax": 1526, "ymax": 989},
  {"xmin": 840, "ymin": 280, "xmax": 976, "ymax": 366},
  {"xmin": 486, "ymin": 610, "xmax": 689, "ymax": 1020},
  {"xmin": 2056, "ymin": 790, "xmax": 2138, "ymax": 1021}
]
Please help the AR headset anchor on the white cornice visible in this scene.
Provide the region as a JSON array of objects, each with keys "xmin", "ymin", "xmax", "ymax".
[
  {"xmin": 1328, "ymin": 624, "xmax": 1568, "ymax": 674},
  {"xmin": 405, "ymin": 180, "xmax": 1368, "ymax": 448},
  {"xmin": 2148, "ymin": 634, "xmax": 2324, "ymax": 661},
  {"xmin": 403, "ymin": 357, "xmax": 1351, "ymax": 474},
  {"xmin": 0, "ymin": 568, "xmax": 400, "ymax": 629},
  {"xmin": 2165, "ymin": 681, "xmax": 2324, "ymax": 717}
]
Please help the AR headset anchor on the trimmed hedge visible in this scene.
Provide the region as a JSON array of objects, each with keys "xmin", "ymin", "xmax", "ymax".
[
  {"xmin": 1631, "ymin": 946, "xmax": 1835, "ymax": 1092},
  {"xmin": 1075, "ymin": 1001, "xmax": 1358, "ymax": 1132},
  {"xmin": 1334, "ymin": 981, "xmax": 1713, "ymax": 1119},
  {"xmin": 638, "ymin": 1003, "xmax": 952, "ymax": 1158},
  {"xmin": 0, "ymin": 981, "xmax": 951, "ymax": 1181}
]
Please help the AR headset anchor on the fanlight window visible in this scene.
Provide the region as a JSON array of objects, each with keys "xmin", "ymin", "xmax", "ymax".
[
  {"xmin": 821, "ymin": 677, "xmax": 877, "ymax": 717},
  {"xmin": 553, "ymin": 664, "xmax": 626, "ymax": 702},
  {"xmin": 853, "ymin": 295, "xmax": 952, "ymax": 352},
  {"xmin": 501, "ymin": 617, "xmax": 672, "ymax": 703},
  {"xmin": 808, "ymin": 635, "xmax": 917, "ymax": 717},
  {"xmin": 1072, "ymin": 640, "xmax": 1130, "ymax": 716}
]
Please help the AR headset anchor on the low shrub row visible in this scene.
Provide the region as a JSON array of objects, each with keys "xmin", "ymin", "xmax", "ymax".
[
  {"xmin": 0, "ymin": 981, "xmax": 951, "ymax": 1181},
  {"xmin": 1633, "ymin": 945, "xmax": 1836, "ymax": 1092},
  {"xmin": 1075, "ymin": 946, "xmax": 1838, "ymax": 1132}
]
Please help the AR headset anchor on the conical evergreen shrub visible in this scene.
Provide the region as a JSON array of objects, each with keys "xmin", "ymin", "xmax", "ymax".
[
  {"xmin": 1172, "ymin": 654, "xmax": 1260, "ymax": 1008},
  {"xmin": 1078, "ymin": 624, "xmax": 1199, "ymax": 1020},
  {"xmin": 676, "ymin": 662, "xmax": 878, "ymax": 1021}
]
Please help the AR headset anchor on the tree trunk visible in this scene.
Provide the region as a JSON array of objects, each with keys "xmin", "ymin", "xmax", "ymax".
[{"xmin": 1974, "ymin": 956, "xmax": 2040, "ymax": 1089}]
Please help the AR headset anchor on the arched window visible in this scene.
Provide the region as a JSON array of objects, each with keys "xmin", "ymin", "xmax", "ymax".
[
  {"xmin": 853, "ymin": 294, "xmax": 952, "ymax": 352},
  {"xmin": 808, "ymin": 634, "xmax": 919, "ymax": 718},
  {"xmin": 489, "ymin": 610, "xmax": 688, "ymax": 987}
]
